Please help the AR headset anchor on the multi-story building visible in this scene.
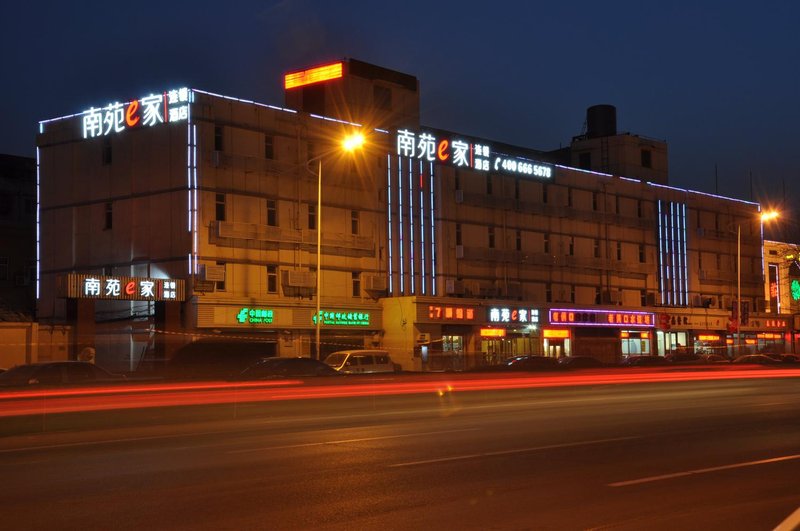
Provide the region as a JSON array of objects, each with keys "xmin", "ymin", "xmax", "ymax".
[
  {"xmin": 0, "ymin": 154, "xmax": 36, "ymax": 317},
  {"xmin": 36, "ymin": 59, "xmax": 788, "ymax": 371}
]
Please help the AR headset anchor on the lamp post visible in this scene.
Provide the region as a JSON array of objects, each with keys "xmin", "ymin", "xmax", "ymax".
[{"xmin": 310, "ymin": 132, "xmax": 365, "ymax": 360}]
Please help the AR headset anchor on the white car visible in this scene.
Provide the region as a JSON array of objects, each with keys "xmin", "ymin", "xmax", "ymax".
[{"xmin": 323, "ymin": 350, "xmax": 399, "ymax": 374}]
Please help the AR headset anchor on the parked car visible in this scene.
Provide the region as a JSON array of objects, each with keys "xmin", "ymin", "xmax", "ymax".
[
  {"xmin": 557, "ymin": 356, "xmax": 606, "ymax": 368},
  {"xmin": 775, "ymin": 354, "xmax": 800, "ymax": 364},
  {"xmin": 620, "ymin": 355, "xmax": 670, "ymax": 367},
  {"xmin": 733, "ymin": 354, "xmax": 782, "ymax": 365},
  {"xmin": 664, "ymin": 353, "xmax": 704, "ymax": 365},
  {"xmin": 0, "ymin": 361, "xmax": 125, "ymax": 388},
  {"xmin": 232, "ymin": 357, "xmax": 341, "ymax": 380},
  {"xmin": 700, "ymin": 354, "xmax": 730, "ymax": 364},
  {"xmin": 167, "ymin": 339, "xmax": 275, "ymax": 380},
  {"xmin": 323, "ymin": 349, "xmax": 400, "ymax": 374},
  {"xmin": 505, "ymin": 355, "xmax": 560, "ymax": 371}
]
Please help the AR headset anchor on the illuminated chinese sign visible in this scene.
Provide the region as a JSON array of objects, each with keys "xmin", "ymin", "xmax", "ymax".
[
  {"xmin": 480, "ymin": 328, "xmax": 506, "ymax": 338},
  {"xmin": 764, "ymin": 319, "xmax": 787, "ymax": 328},
  {"xmin": 487, "ymin": 307, "xmax": 540, "ymax": 324},
  {"xmin": 60, "ymin": 274, "xmax": 184, "ymax": 301},
  {"xmin": 543, "ymin": 329, "xmax": 570, "ymax": 339},
  {"xmin": 549, "ymin": 308, "xmax": 655, "ymax": 327},
  {"xmin": 81, "ymin": 87, "xmax": 190, "ymax": 139},
  {"xmin": 428, "ymin": 305, "xmax": 477, "ymax": 321},
  {"xmin": 284, "ymin": 62, "xmax": 343, "ymax": 89},
  {"xmin": 792, "ymin": 279, "xmax": 800, "ymax": 301},
  {"xmin": 237, "ymin": 308, "xmax": 274, "ymax": 325},
  {"xmin": 396, "ymin": 129, "xmax": 553, "ymax": 179},
  {"xmin": 312, "ymin": 310, "xmax": 370, "ymax": 326},
  {"xmin": 697, "ymin": 334, "xmax": 721, "ymax": 342}
]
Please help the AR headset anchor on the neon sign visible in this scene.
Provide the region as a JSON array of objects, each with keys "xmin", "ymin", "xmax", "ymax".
[
  {"xmin": 549, "ymin": 308, "xmax": 655, "ymax": 327},
  {"xmin": 792, "ymin": 279, "xmax": 800, "ymax": 301},
  {"xmin": 237, "ymin": 308, "xmax": 274, "ymax": 324},
  {"xmin": 487, "ymin": 307, "xmax": 540, "ymax": 324},
  {"xmin": 81, "ymin": 87, "xmax": 190, "ymax": 139},
  {"xmin": 60, "ymin": 273, "xmax": 183, "ymax": 301},
  {"xmin": 396, "ymin": 129, "xmax": 553, "ymax": 179},
  {"xmin": 312, "ymin": 310, "xmax": 370, "ymax": 326},
  {"xmin": 480, "ymin": 328, "xmax": 506, "ymax": 337},
  {"xmin": 284, "ymin": 62, "xmax": 343, "ymax": 89},
  {"xmin": 428, "ymin": 305, "xmax": 477, "ymax": 321}
]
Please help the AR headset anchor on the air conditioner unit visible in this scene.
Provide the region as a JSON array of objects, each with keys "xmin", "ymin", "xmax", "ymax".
[
  {"xmin": 364, "ymin": 274, "xmax": 388, "ymax": 292},
  {"xmin": 456, "ymin": 245, "xmax": 464, "ymax": 259},
  {"xmin": 445, "ymin": 279, "xmax": 465, "ymax": 295},
  {"xmin": 286, "ymin": 270, "xmax": 315, "ymax": 288},
  {"xmin": 200, "ymin": 264, "xmax": 226, "ymax": 282},
  {"xmin": 455, "ymin": 190, "xmax": 464, "ymax": 203}
]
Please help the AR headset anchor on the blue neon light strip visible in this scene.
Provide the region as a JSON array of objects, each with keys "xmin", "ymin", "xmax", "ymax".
[
  {"xmin": 398, "ymin": 156, "xmax": 404, "ymax": 294},
  {"xmin": 682, "ymin": 203, "xmax": 689, "ymax": 305},
  {"xmin": 430, "ymin": 162, "xmax": 436, "ymax": 296},
  {"xmin": 419, "ymin": 160, "xmax": 426, "ymax": 295},
  {"xmin": 35, "ymin": 147, "xmax": 40, "ymax": 299},
  {"xmin": 409, "ymin": 153, "xmax": 415, "ymax": 295},
  {"xmin": 670, "ymin": 202, "xmax": 676, "ymax": 305},
  {"xmin": 387, "ymin": 154, "xmax": 393, "ymax": 294},
  {"xmin": 657, "ymin": 200, "xmax": 665, "ymax": 305}
]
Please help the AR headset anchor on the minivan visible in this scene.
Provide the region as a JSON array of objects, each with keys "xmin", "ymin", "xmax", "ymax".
[{"xmin": 323, "ymin": 349, "xmax": 399, "ymax": 374}]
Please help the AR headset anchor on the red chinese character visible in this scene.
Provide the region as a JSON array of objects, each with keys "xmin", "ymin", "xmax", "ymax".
[
  {"xmin": 455, "ymin": 307, "xmax": 464, "ymax": 319},
  {"xmin": 466, "ymin": 308, "xmax": 474, "ymax": 320},
  {"xmin": 445, "ymin": 307, "xmax": 453, "ymax": 319}
]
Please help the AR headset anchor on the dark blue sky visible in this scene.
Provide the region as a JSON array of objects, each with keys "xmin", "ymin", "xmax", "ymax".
[{"xmin": 3, "ymin": 1, "xmax": 798, "ymax": 226}]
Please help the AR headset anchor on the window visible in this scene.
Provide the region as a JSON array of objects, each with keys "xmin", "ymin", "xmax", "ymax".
[
  {"xmin": 486, "ymin": 174, "xmax": 493, "ymax": 195},
  {"xmin": 455, "ymin": 224, "xmax": 462, "ymax": 246},
  {"xmin": 351, "ymin": 271, "xmax": 361, "ymax": 297},
  {"xmin": 215, "ymin": 194, "xmax": 226, "ymax": 222},
  {"xmin": 570, "ymin": 285, "xmax": 575, "ymax": 303},
  {"xmin": 639, "ymin": 244, "xmax": 646, "ymax": 263},
  {"xmin": 579, "ymin": 152, "xmax": 591, "ymax": 170},
  {"xmin": 637, "ymin": 200, "xmax": 643, "ymax": 218},
  {"xmin": 264, "ymin": 135, "xmax": 274, "ymax": 159},
  {"xmin": 641, "ymin": 149, "xmax": 652, "ymax": 168},
  {"xmin": 488, "ymin": 226, "xmax": 495, "ymax": 249},
  {"xmin": 351, "ymin": 210, "xmax": 360, "ymax": 235},
  {"xmin": 214, "ymin": 126, "xmax": 223, "ymax": 151},
  {"xmin": 266, "ymin": 199, "xmax": 277, "ymax": 226},
  {"xmin": 544, "ymin": 233, "xmax": 550, "ymax": 254},
  {"xmin": 594, "ymin": 239, "xmax": 600, "ymax": 258},
  {"xmin": 455, "ymin": 171, "xmax": 461, "ymax": 191},
  {"xmin": 568, "ymin": 237, "xmax": 575, "ymax": 256},
  {"xmin": 374, "ymin": 85, "xmax": 391, "ymax": 111},
  {"xmin": 308, "ymin": 204, "xmax": 316, "ymax": 230},
  {"xmin": 104, "ymin": 202, "xmax": 112, "ymax": 230},
  {"xmin": 640, "ymin": 289, "xmax": 648, "ymax": 306},
  {"xmin": 102, "ymin": 137, "xmax": 112, "ymax": 165},
  {"xmin": 0, "ymin": 257, "xmax": 8, "ymax": 281},
  {"xmin": 516, "ymin": 230, "xmax": 522, "ymax": 251},
  {"xmin": 266, "ymin": 265, "xmax": 277, "ymax": 294},
  {"xmin": 216, "ymin": 262, "xmax": 226, "ymax": 291},
  {"xmin": 592, "ymin": 192, "xmax": 599, "ymax": 211},
  {"xmin": 616, "ymin": 242, "xmax": 622, "ymax": 260},
  {"xmin": 615, "ymin": 196, "xmax": 620, "ymax": 214},
  {"xmin": 595, "ymin": 287, "xmax": 601, "ymax": 305}
]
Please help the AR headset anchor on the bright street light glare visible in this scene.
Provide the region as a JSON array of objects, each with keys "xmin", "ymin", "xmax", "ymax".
[
  {"xmin": 343, "ymin": 133, "xmax": 365, "ymax": 151},
  {"xmin": 761, "ymin": 210, "xmax": 779, "ymax": 222}
]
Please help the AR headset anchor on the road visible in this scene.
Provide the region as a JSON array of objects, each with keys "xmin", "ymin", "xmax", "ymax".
[{"xmin": 2, "ymin": 372, "xmax": 800, "ymax": 530}]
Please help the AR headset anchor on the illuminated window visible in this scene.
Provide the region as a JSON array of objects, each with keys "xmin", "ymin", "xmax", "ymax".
[
  {"xmin": 264, "ymin": 135, "xmax": 274, "ymax": 159},
  {"xmin": 266, "ymin": 265, "xmax": 277, "ymax": 293},
  {"xmin": 351, "ymin": 210, "xmax": 360, "ymax": 235},
  {"xmin": 308, "ymin": 204, "xmax": 316, "ymax": 230},
  {"xmin": 488, "ymin": 226, "xmax": 495, "ymax": 249},
  {"xmin": 214, "ymin": 126, "xmax": 223, "ymax": 151},
  {"xmin": 104, "ymin": 202, "xmax": 113, "ymax": 230},
  {"xmin": 351, "ymin": 271, "xmax": 361, "ymax": 297},
  {"xmin": 216, "ymin": 262, "xmax": 226, "ymax": 291},
  {"xmin": 215, "ymin": 193, "xmax": 226, "ymax": 222},
  {"xmin": 267, "ymin": 199, "xmax": 277, "ymax": 227},
  {"xmin": 456, "ymin": 223, "xmax": 462, "ymax": 246},
  {"xmin": 641, "ymin": 149, "xmax": 652, "ymax": 168}
]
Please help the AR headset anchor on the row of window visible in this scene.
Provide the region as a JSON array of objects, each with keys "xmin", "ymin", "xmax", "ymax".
[{"xmin": 213, "ymin": 262, "xmax": 361, "ymax": 297}]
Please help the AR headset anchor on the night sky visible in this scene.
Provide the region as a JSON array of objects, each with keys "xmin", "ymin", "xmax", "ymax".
[{"xmin": 4, "ymin": 1, "xmax": 798, "ymax": 236}]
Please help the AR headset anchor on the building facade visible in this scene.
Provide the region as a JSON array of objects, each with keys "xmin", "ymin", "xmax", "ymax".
[{"xmin": 36, "ymin": 59, "xmax": 789, "ymax": 371}]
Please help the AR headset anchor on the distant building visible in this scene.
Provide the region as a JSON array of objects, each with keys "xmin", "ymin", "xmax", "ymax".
[{"xmin": 36, "ymin": 58, "xmax": 788, "ymax": 370}]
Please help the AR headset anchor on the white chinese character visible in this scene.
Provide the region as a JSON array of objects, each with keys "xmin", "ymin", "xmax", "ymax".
[
  {"xmin": 474, "ymin": 158, "xmax": 482, "ymax": 170},
  {"xmin": 140, "ymin": 94, "xmax": 164, "ymax": 127},
  {"xmin": 168, "ymin": 90, "xmax": 180, "ymax": 104},
  {"xmin": 84, "ymin": 277, "xmax": 101, "ymax": 296},
  {"xmin": 501, "ymin": 308, "xmax": 511, "ymax": 322},
  {"xmin": 531, "ymin": 309, "xmax": 539, "ymax": 323},
  {"xmin": 179, "ymin": 106, "xmax": 188, "ymax": 120},
  {"xmin": 169, "ymin": 281, "xmax": 176, "ymax": 289},
  {"xmin": 489, "ymin": 308, "xmax": 500, "ymax": 322},
  {"xmin": 519, "ymin": 309, "xmax": 528, "ymax": 323},
  {"xmin": 397, "ymin": 130, "xmax": 416, "ymax": 157},
  {"xmin": 416, "ymin": 133, "xmax": 436, "ymax": 161},
  {"xmin": 102, "ymin": 102, "xmax": 126, "ymax": 135},
  {"xmin": 452, "ymin": 140, "xmax": 469, "ymax": 167},
  {"xmin": 83, "ymin": 108, "xmax": 103, "ymax": 138},
  {"xmin": 178, "ymin": 88, "xmax": 189, "ymax": 102},
  {"xmin": 169, "ymin": 108, "xmax": 181, "ymax": 122},
  {"xmin": 140, "ymin": 280, "xmax": 155, "ymax": 298},
  {"xmin": 104, "ymin": 278, "xmax": 121, "ymax": 297},
  {"xmin": 475, "ymin": 145, "xmax": 484, "ymax": 157}
]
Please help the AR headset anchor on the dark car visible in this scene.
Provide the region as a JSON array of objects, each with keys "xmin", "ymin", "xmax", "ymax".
[
  {"xmin": 733, "ymin": 354, "xmax": 782, "ymax": 365},
  {"xmin": 0, "ymin": 361, "xmax": 125, "ymax": 388},
  {"xmin": 664, "ymin": 353, "xmax": 704, "ymax": 365},
  {"xmin": 232, "ymin": 357, "xmax": 341, "ymax": 380},
  {"xmin": 557, "ymin": 356, "xmax": 606, "ymax": 368},
  {"xmin": 504, "ymin": 355, "xmax": 560, "ymax": 371},
  {"xmin": 775, "ymin": 354, "xmax": 800, "ymax": 364},
  {"xmin": 620, "ymin": 355, "xmax": 670, "ymax": 367},
  {"xmin": 700, "ymin": 354, "xmax": 730, "ymax": 364},
  {"xmin": 167, "ymin": 339, "xmax": 276, "ymax": 380}
]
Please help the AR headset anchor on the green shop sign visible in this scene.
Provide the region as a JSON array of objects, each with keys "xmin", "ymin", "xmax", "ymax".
[
  {"xmin": 237, "ymin": 307, "xmax": 275, "ymax": 324},
  {"xmin": 792, "ymin": 279, "xmax": 800, "ymax": 302},
  {"xmin": 312, "ymin": 310, "xmax": 370, "ymax": 326}
]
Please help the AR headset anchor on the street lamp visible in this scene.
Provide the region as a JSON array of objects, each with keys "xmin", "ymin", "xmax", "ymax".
[
  {"xmin": 310, "ymin": 132, "xmax": 365, "ymax": 360},
  {"xmin": 735, "ymin": 209, "xmax": 779, "ymax": 358}
]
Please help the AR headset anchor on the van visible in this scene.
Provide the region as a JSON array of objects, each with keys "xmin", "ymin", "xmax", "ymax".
[{"xmin": 323, "ymin": 349, "xmax": 399, "ymax": 374}]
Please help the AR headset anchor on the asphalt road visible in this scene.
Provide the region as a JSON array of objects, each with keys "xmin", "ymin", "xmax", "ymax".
[{"xmin": 2, "ymin": 375, "xmax": 800, "ymax": 530}]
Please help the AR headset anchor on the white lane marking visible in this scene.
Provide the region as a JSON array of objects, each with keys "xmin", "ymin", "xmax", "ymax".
[
  {"xmin": 388, "ymin": 435, "xmax": 642, "ymax": 468},
  {"xmin": 609, "ymin": 454, "xmax": 800, "ymax": 487},
  {"xmin": 774, "ymin": 506, "xmax": 800, "ymax": 531},
  {"xmin": 226, "ymin": 428, "xmax": 479, "ymax": 454}
]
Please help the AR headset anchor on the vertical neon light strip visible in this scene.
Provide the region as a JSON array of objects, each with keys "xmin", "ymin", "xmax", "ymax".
[
  {"xmin": 192, "ymin": 122, "xmax": 198, "ymax": 272},
  {"xmin": 682, "ymin": 203, "xmax": 689, "ymax": 305},
  {"xmin": 186, "ymin": 105, "xmax": 193, "ymax": 274},
  {"xmin": 657, "ymin": 200, "xmax": 665, "ymax": 305},
  {"xmin": 398, "ymin": 156, "xmax": 404, "ymax": 294},
  {"xmin": 430, "ymin": 162, "xmax": 436, "ymax": 295},
  {"xmin": 670, "ymin": 202, "xmax": 676, "ymax": 305},
  {"xmin": 387, "ymin": 154, "xmax": 393, "ymax": 294},
  {"xmin": 35, "ymin": 145, "xmax": 40, "ymax": 299},
  {"xmin": 674, "ymin": 202, "xmax": 682, "ymax": 305},
  {"xmin": 409, "ymin": 157, "xmax": 415, "ymax": 294},
  {"xmin": 419, "ymin": 160, "xmax": 426, "ymax": 295}
]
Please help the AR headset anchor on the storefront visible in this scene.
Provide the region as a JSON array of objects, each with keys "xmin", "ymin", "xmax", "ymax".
[
  {"xmin": 732, "ymin": 317, "xmax": 790, "ymax": 356},
  {"xmin": 480, "ymin": 306, "xmax": 542, "ymax": 364},
  {"xmin": 654, "ymin": 311, "xmax": 728, "ymax": 357}
]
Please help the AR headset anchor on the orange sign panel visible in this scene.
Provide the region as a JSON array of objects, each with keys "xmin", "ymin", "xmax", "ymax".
[
  {"xmin": 284, "ymin": 62, "xmax": 344, "ymax": 89},
  {"xmin": 543, "ymin": 329, "xmax": 570, "ymax": 339},
  {"xmin": 480, "ymin": 328, "xmax": 506, "ymax": 338}
]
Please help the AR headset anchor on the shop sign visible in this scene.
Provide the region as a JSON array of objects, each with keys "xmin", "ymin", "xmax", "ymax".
[
  {"xmin": 312, "ymin": 310, "xmax": 370, "ymax": 326},
  {"xmin": 696, "ymin": 334, "xmax": 721, "ymax": 342},
  {"xmin": 549, "ymin": 309, "xmax": 654, "ymax": 327},
  {"xmin": 60, "ymin": 273, "xmax": 183, "ymax": 301},
  {"xmin": 237, "ymin": 308, "xmax": 274, "ymax": 325},
  {"xmin": 81, "ymin": 87, "xmax": 190, "ymax": 139},
  {"xmin": 543, "ymin": 329, "xmax": 570, "ymax": 339},
  {"xmin": 487, "ymin": 307, "xmax": 539, "ymax": 324},
  {"xmin": 480, "ymin": 328, "xmax": 506, "ymax": 338},
  {"xmin": 396, "ymin": 129, "xmax": 553, "ymax": 179},
  {"xmin": 662, "ymin": 313, "xmax": 726, "ymax": 330},
  {"xmin": 428, "ymin": 305, "xmax": 476, "ymax": 321}
]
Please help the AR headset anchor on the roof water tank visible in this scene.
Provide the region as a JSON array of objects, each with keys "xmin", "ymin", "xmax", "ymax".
[{"xmin": 586, "ymin": 105, "xmax": 617, "ymax": 138}]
